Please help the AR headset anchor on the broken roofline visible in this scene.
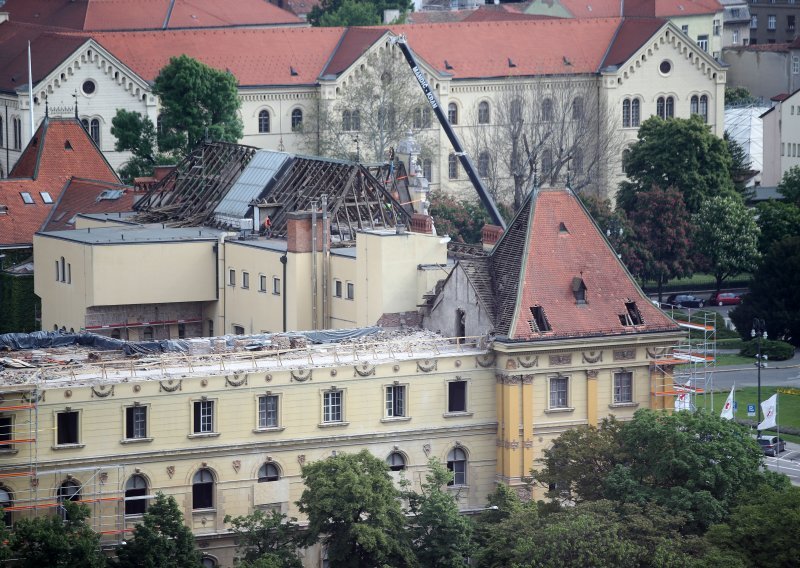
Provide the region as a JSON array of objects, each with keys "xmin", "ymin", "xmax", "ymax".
[{"xmin": 494, "ymin": 325, "xmax": 684, "ymax": 344}]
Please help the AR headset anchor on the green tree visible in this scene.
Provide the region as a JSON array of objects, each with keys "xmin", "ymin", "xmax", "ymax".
[
  {"xmin": 754, "ymin": 200, "xmax": 800, "ymax": 256},
  {"xmin": 296, "ymin": 450, "xmax": 416, "ymax": 568},
  {"xmin": 115, "ymin": 492, "xmax": 200, "ymax": 568},
  {"xmin": 724, "ymin": 86, "xmax": 757, "ymax": 106},
  {"xmin": 617, "ymin": 116, "xmax": 735, "ymax": 214},
  {"xmin": 110, "ymin": 109, "xmax": 178, "ymax": 183},
  {"xmin": 729, "ymin": 236, "xmax": 800, "ymax": 345},
  {"xmin": 627, "ymin": 187, "xmax": 694, "ymax": 302},
  {"xmin": 703, "ymin": 484, "xmax": 800, "ymax": 568},
  {"xmin": 9, "ymin": 502, "xmax": 106, "ymax": 568},
  {"xmin": 224, "ymin": 509, "xmax": 302, "ymax": 568},
  {"xmin": 112, "ymin": 55, "xmax": 242, "ymax": 181},
  {"xmin": 404, "ymin": 459, "xmax": 472, "ymax": 567},
  {"xmin": 724, "ymin": 132, "xmax": 753, "ymax": 197},
  {"xmin": 693, "ymin": 195, "xmax": 760, "ymax": 294},
  {"xmin": 777, "ymin": 164, "xmax": 800, "ymax": 205},
  {"xmin": 308, "ymin": 0, "xmax": 411, "ymax": 26},
  {"xmin": 429, "ymin": 191, "xmax": 513, "ymax": 244}
]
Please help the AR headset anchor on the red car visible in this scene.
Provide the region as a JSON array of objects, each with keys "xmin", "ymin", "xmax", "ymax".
[{"xmin": 709, "ymin": 292, "xmax": 741, "ymax": 306}]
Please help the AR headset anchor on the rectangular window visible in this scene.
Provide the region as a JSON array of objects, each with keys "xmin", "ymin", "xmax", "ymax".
[
  {"xmin": 549, "ymin": 377, "xmax": 569, "ymax": 409},
  {"xmin": 193, "ymin": 400, "xmax": 215, "ymax": 433},
  {"xmin": 323, "ymin": 390, "xmax": 343, "ymax": 423},
  {"xmin": 228, "ymin": 269, "xmax": 236, "ymax": 286},
  {"xmin": 448, "ymin": 380, "xmax": 467, "ymax": 413},
  {"xmin": 529, "ymin": 305, "xmax": 551, "ymax": 332},
  {"xmin": 273, "ymin": 277, "xmax": 281, "ymax": 295},
  {"xmin": 793, "ymin": 56, "xmax": 800, "ymax": 74},
  {"xmin": 768, "ymin": 15, "xmax": 776, "ymax": 30},
  {"xmin": 681, "ymin": 24, "xmax": 689, "ymax": 34},
  {"xmin": 751, "ymin": 15, "xmax": 758, "ymax": 28},
  {"xmin": 696, "ymin": 35, "xmax": 709, "ymax": 51},
  {"xmin": 40, "ymin": 192, "xmax": 53, "ymax": 204},
  {"xmin": 260, "ymin": 274, "xmax": 267, "ymax": 292},
  {"xmin": 56, "ymin": 411, "xmax": 80, "ymax": 445},
  {"xmin": 713, "ymin": 19, "xmax": 720, "ymax": 35},
  {"xmin": 346, "ymin": 282, "xmax": 354, "ymax": 300},
  {"xmin": 614, "ymin": 371, "xmax": 634, "ymax": 403},
  {"xmin": 788, "ymin": 15, "xmax": 796, "ymax": 31},
  {"xmin": 0, "ymin": 416, "xmax": 12, "ymax": 449},
  {"xmin": 242, "ymin": 271, "xmax": 249, "ymax": 289},
  {"xmin": 125, "ymin": 405, "xmax": 147, "ymax": 439},
  {"xmin": 20, "ymin": 192, "xmax": 34, "ymax": 204},
  {"xmin": 385, "ymin": 385, "xmax": 406, "ymax": 418},
  {"xmin": 334, "ymin": 279, "xmax": 342, "ymax": 298},
  {"xmin": 233, "ymin": 325, "xmax": 245, "ymax": 335},
  {"xmin": 67, "ymin": 263, "xmax": 71, "ymax": 284},
  {"xmin": 732, "ymin": 29, "xmax": 739, "ymax": 44},
  {"xmin": 258, "ymin": 395, "xmax": 279, "ymax": 429}
]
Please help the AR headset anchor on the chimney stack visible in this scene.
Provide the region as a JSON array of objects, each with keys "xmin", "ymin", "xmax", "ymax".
[
  {"xmin": 481, "ymin": 224, "xmax": 504, "ymax": 251},
  {"xmin": 287, "ymin": 211, "xmax": 327, "ymax": 253}
]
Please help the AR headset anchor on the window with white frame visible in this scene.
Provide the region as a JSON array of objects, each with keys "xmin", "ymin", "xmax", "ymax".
[
  {"xmin": 793, "ymin": 56, "xmax": 800, "ymax": 74},
  {"xmin": 681, "ymin": 24, "xmax": 689, "ymax": 34},
  {"xmin": 125, "ymin": 405, "xmax": 148, "ymax": 439},
  {"xmin": 273, "ymin": 277, "xmax": 281, "ymax": 295},
  {"xmin": 751, "ymin": 15, "xmax": 758, "ymax": 28},
  {"xmin": 242, "ymin": 271, "xmax": 250, "ymax": 289},
  {"xmin": 613, "ymin": 371, "xmax": 633, "ymax": 403},
  {"xmin": 125, "ymin": 475, "xmax": 148, "ymax": 515},
  {"xmin": 713, "ymin": 19, "xmax": 721, "ymax": 35},
  {"xmin": 385, "ymin": 384, "xmax": 406, "ymax": 418},
  {"xmin": 696, "ymin": 35, "xmax": 709, "ymax": 51},
  {"xmin": 258, "ymin": 110, "xmax": 270, "ymax": 133},
  {"xmin": 258, "ymin": 394, "xmax": 279, "ymax": 429},
  {"xmin": 291, "ymin": 109, "xmax": 303, "ymax": 130},
  {"xmin": 549, "ymin": 376, "xmax": 569, "ymax": 409},
  {"xmin": 447, "ymin": 447, "xmax": 467, "ymax": 486},
  {"xmin": 260, "ymin": 274, "xmax": 267, "ymax": 292},
  {"xmin": 656, "ymin": 96, "xmax": 674, "ymax": 119},
  {"xmin": 447, "ymin": 102, "xmax": 458, "ymax": 125},
  {"xmin": 478, "ymin": 101, "xmax": 490, "ymax": 124},
  {"xmin": 334, "ymin": 279, "xmax": 342, "ymax": 297},
  {"xmin": 193, "ymin": 400, "xmax": 215, "ymax": 434},
  {"xmin": 323, "ymin": 389, "xmax": 343, "ymax": 423},
  {"xmin": 346, "ymin": 282, "xmax": 354, "ymax": 300},
  {"xmin": 732, "ymin": 29, "xmax": 740, "ymax": 44},
  {"xmin": 767, "ymin": 15, "xmax": 776, "ymax": 30}
]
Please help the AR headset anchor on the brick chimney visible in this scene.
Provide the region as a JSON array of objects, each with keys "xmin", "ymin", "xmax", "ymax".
[
  {"xmin": 409, "ymin": 213, "xmax": 434, "ymax": 235},
  {"xmin": 287, "ymin": 211, "xmax": 326, "ymax": 253},
  {"xmin": 481, "ymin": 224, "xmax": 504, "ymax": 251},
  {"xmin": 153, "ymin": 165, "xmax": 175, "ymax": 181}
]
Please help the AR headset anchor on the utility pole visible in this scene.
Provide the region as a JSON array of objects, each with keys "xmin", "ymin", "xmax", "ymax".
[{"xmin": 751, "ymin": 318, "xmax": 767, "ymax": 435}]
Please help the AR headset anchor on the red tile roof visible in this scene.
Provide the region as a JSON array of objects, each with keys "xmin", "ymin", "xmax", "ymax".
[
  {"xmin": 0, "ymin": 117, "xmax": 123, "ymax": 247},
  {"xmin": 0, "ymin": 0, "xmax": 302, "ymax": 31},
  {"xmin": 601, "ymin": 17, "xmax": 667, "ymax": 68},
  {"xmin": 92, "ymin": 26, "xmax": 346, "ymax": 85},
  {"xmin": 40, "ymin": 178, "xmax": 136, "ymax": 232},
  {"xmin": 322, "ymin": 27, "xmax": 388, "ymax": 77},
  {"xmin": 518, "ymin": 0, "xmax": 721, "ymax": 18},
  {"xmin": 490, "ymin": 187, "xmax": 678, "ymax": 340},
  {"xmin": 409, "ymin": 5, "xmax": 552, "ymax": 24},
  {"xmin": 391, "ymin": 18, "xmax": 624, "ymax": 77}
]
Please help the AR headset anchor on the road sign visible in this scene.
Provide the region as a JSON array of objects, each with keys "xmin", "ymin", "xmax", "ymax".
[
  {"xmin": 747, "ymin": 404, "xmax": 756, "ymax": 417},
  {"xmin": 733, "ymin": 401, "xmax": 738, "ymax": 411}
]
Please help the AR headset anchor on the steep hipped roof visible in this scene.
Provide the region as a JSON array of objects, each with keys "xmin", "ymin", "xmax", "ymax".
[
  {"xmin": 488, "ymin": 187, "xmax": 678, "ymax": 341},
  {"xmin": 601, "ymin": 17, "xmax": 667, "ymax": 69},
  {"xmin": 0, "ymin": 0, "xmax": 302, "ymax": 31},
  {"xmin": 0, "ymin": 117, "xmax": 123, "ymax": 247}
]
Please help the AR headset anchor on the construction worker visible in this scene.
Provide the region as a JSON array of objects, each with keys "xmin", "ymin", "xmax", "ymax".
[{"xmin": 260, "ymin": 216, "xmax": 272, "ymax": 238}]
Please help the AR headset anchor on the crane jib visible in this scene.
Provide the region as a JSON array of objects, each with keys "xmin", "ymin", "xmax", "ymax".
[{"xmin": 412, "ymin": 66, "xmax": 439, "ymax": 109}]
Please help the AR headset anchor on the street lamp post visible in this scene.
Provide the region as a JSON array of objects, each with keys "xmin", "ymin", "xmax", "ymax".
[{"xmin": 751, "ymin": 318, "xmax": 767, "ymax": 435}]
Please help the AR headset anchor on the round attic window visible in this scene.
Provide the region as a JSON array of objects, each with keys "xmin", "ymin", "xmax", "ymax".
[
  {"xmin": 659, "ymin": 60, "xmax": 672, "ymax": 75},
  {"xmin": 81, "ymin": 80, "xmax": 96, "ymax": 96}
]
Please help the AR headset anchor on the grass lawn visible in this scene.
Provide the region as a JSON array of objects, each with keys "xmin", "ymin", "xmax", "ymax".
[
  {"xmin": 715, "ymin": 353, "xmax": 756, "ymax": 367},
  {"xmin": 706, "ymin": 386, "xmax": 800, "ymax": 443}
]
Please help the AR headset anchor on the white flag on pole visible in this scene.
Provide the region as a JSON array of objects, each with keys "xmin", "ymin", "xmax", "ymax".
[
  {"xmin": 758, "ymin": 394, "xmax": 778, "ymax": 431},
  {"xmin": 720, "ymin": 387, "xmax": 735, "ymax": 420}
]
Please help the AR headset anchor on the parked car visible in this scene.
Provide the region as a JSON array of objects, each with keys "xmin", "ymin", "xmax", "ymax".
[
  {"xmin": 709, "ymin": 292, "xmax": 741, "ymax": 306},
  {"xmin": 757, "ymin": 435, "xmax": 786, "ymax": 456},
  {"xmin": 664, "ymin": 294, "xmax": 705, "ymax": 308}
]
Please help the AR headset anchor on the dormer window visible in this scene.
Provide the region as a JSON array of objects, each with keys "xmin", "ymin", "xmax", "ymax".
[
  {"xmin": 20, "ymin": 192, "xmax": 34, "ymax": 204},
  {"xmin": 0, "ymin": 205, "xmax": 8, "ymax": 215},
  {"xmin": 40, "ymin": 192, "xmax": 53, "ymax": 204},
  {"xmin": 64, "ymin": 141, "xmax": 73, "ymax": 151},
  {"xmin": 529, "ymin": 305, "xmax": 552, "ymax": 333},
  {"xmin": 571, "ymin": 277, "xmax": 587, "ymax": 304},
  {"xmin": 619, "ymin": 301, "xmax": 643, "ymax": 326},
  {"xmin": 559, "ymin": 222, "xmax": 569, "ymax": 234}
]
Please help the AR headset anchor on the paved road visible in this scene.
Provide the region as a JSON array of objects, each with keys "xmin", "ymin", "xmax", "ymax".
[
  {"xmin": 711, "ymin": 353, "xmax": 800, "ymax": 390},
  {"xmin": 765, "ymin": 441, "xmax": 800, "ymax": 485}
]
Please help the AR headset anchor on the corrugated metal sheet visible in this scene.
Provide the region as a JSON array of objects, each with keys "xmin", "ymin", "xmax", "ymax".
[{"xmin": 213, "ymin": 151, "xmax": 291, "ymax": 224}]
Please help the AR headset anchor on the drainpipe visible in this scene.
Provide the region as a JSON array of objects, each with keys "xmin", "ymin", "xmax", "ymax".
[
  {"xmin": 311, "ymin": 203, "xmax": 318, "ymax": 330},
  {"xmin": 280, "ymin": 253, "xmax": 288, "ymax": 332},
  {"xmin": 322, "ymin": 194, "xmax": 329, "ymax": 329}
]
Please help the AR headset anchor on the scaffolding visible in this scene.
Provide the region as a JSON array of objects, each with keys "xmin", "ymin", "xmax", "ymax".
[
  {"xmin": 651, "ymin": 308, "xmax": 717, "ymax": 412},
  {"xmin": 0, "ymin": 377, "xmax": 134, "ymax": 545}
]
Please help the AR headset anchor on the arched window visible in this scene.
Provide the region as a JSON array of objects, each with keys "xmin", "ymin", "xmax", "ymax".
[
  {"xmin": 157, "ymin": 113, "xmax": 164, "ymax": 134},
  {"xmin": 90, "ymin": 119, "xmax": 100, "ymax": 145},
  {"xmin": 622, "ymin": 99, "xmax": 631, "ymax": 128},
  {"xmin": 60, "ymin": 257, "xmax": 66, "ymax": 282},
  {"xmin": 572, "ymin": 148, "xmax": 584, "ymax": 174},
  {"xmin": 413, "ymin": 107, "xmax": 432, "ymax": 129},
  {"xmin": 448, "ymin": 153, "xmax": 458, "ymax": 179},
  {"xmin": 541, "ymin": 148, "xmax": 553, "ymax": 176},
  {"xmin": 342, "ymin": 110, "xmax": 351, "ymax": 132},
  {"xmin": 387, "ymin": 452, "xmax": 406, "ymax": 472},
  {"xmin": 478, "ymin": 151, "xmax": 491, "ymax": 178},
  {"xmin": 446, "ymin": 447, "xmax": 467, "ymax": 486},
  {"xmin": 699, "ymin": 95, "xmax": 708, "ymax": 123},
  {"xmin": 478, "ymin": 101, "xmax": 490, "ymax": 124},
  {"xmin": 666, "ymin": 96, "xmax": 674, "ymax": 118},
  {"xmin": 58, "ymin": 479, "xmax": 81, "ymax": 503},
  {"xmin": 541, "ymin": 98, "xmax": 554, "ymax": 122},
  {"xmin": 0, "ymin": 486, "xmax": 12, "ymax": 526},
  {"xmin": 201, "ymin": 557, "xmax": 218, "ymax": 568},
  {"xmin": 447, "ymin": 102, "xmax": 458, "ymax": 125},
  {"xmin": 572, "ymin": 97, "xmax": 584, "ymax": 120},
  {"xmin": 657, "ymin": 97, "xmax": 665, "ymax": 119},
  {"xmin": 690, "ymin": 95, "xmax": 699, "ymax": 115},
  {"xmin": 622, "ymin": 148, "xmax": 631, "ymax": 174},
  {"xmin": 510, "ymin": 98, "xmax": 523, "ymax": 124},
  {"xmin": 351, "ymin": 110, "xmax": 361, "ymax": 131},
  {"xmin": 125, "ymin": 475, "xmax": 148, "ymax": 515},
  {"xmin": 657, "ymin": 96, "xmax": 674, "ymax": 119},
  {"xmin": 631, "ymin": 99, "xmax": 641, "ymax": 127},
  {"xmin": 422, "ymin": 158, "xmax": 432, "ymax": 181},
  {"xmin": 258, "ymin": 462, "xmax": 280, "ymax": 482},
  {"xmin": 81, "ymin": 118, "xmax": 89, "ymax": 130},
  {"xmin": 378, "ymin": 104, "xmax": 396, "ymax": 130},
  {"xmin": 258, "ymin": 110, "xmax": 270, "ymax": 133},
  {"xmin": 291, "ymin": 109, "xmax": 303, "ymax": 131},
  {"xmin": 192, "ymin": 468, "xmax": 214, "ymax": 510}
]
